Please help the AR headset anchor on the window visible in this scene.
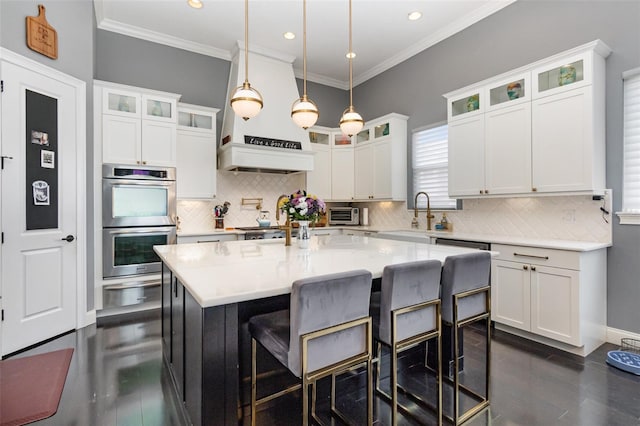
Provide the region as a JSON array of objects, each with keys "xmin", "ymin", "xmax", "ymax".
[
  {"xmin": 410, "ymin": 123, "xmax": 458, "ymax": 209},
  {"xmin": 619, "ymin": 68, "xmax": 640, "ymax": 225}
]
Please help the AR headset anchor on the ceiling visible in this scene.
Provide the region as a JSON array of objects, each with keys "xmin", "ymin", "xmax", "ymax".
[{"xmin": 95, "ymin": 0, "xmax": 516, "ymax": 89}]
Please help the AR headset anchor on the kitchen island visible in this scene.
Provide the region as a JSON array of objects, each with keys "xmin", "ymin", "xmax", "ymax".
[{"xmin": 155, "ymin": 234, "xmax": 489, "ymax": 425}]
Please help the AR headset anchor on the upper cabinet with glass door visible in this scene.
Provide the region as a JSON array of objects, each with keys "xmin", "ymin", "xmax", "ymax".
[
  {"xmin": 142, "ymin": 94, "xmax": 177, "ymax": 123},
  {"xmin": 531, "ymin": 41, "xmax": 611, "ymax": 99},
  {"xmin": 486, "ymin": 72, "xmax": 531, "ymax": 111},
  {"xmin": 308, "ymin": 128, "xmax": 331, "ymax": 146},
  {"xmin": 103, "ymin": 87, "xmax": 141, "ymax": 118},
  {"xmin": 332, "ymin": 132, "xmax": 353, "ymax": 148},
  {"xmin": 447, "ymin": 86, "xmax": 483, "ymax": 121},
  {"xmin": 177, "ymin": 103, "xmax": 216, "ymax": 133}
]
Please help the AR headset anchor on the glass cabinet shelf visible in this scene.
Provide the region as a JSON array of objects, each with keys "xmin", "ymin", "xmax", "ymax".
[
  {"xmin": 309, "ymin": 131, "xmax": 330, "ymax": 145},
  {"xmin": 146, "ymin": 99, "xmax": 173, "ymax": 119},
  {"xmin": 178, "ymin": 111, "xmax": 213, "ymax": 130},
  {"xmin": 490, "ymin": 78, "xmax": 526, "ymax": 106},
  {"xmin": 108, "ymin": 93, "xmax": 137, "ymax": 114},
  {"xmin": 451, "ymin": 93, "xmax": 481, "ymax": 117},
  {"xmin": 374, "ymin": 122, "xmax": 390, "ymax": 138},
  {"xmin": 356, "ymin": 129, "xmax": 370, "ymax": 144},
  {"xmin": 538, "ymin": 59, "xmax": 584, "ymax": 92}
]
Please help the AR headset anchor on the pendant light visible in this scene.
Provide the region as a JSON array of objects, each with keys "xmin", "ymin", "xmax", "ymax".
[
  {"xmin": 339, "ymin": 0, "xmax": 364, "ymax": 136},
  {"xmin": 230, "ymin": 0, "xmax": 263, "ymax": 121},
  {"xmin": 291, "ymin": 0, "xmax": 319, "ymax": 129}
]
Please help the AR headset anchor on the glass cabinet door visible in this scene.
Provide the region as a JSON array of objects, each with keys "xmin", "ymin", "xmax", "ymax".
[
  {"xmin": 144, "ymin": 97, "xmax": 174, "ymax": 121},
  {"xmin": 373, "ymin": 122, "xmax": 390, "ymax": 139},
  {"xmin": 309, "ymin": 130, "xmax": 330, "ymax": 145},
  {"xmin": 104, "ymin": 88, "xmax": 141, "ymax": 117},
  {"xmin": 537, "ymin": 59, "xmax": 584, "ymax": 93},
  {"xmin": 449, "ymin": 89, "xmax": 482, "ymax": 120},
  {"xmin": 487, "ymin": 73, "xmax": 530, "ymax": 111},
  {"xmin": 333, "ymin": 133, "xmax": 353, "ymax": 147},
  {"xmin": 178, "ymin": 111, "xmax": 213, "ymax": 130},
  {"xmin": 356, "ymin": 128, "xmax": 370, "ymax": 144}
]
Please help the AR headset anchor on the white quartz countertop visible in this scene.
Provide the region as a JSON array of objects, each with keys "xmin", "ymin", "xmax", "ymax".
[{"xmin": 155, "ymin": 234, "xmax": 494, "ymax": 308}]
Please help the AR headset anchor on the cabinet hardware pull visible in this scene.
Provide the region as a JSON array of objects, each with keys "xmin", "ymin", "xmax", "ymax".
[
  {"xmin": 531, "ymin": 266, "xmax": 537, "ymax": 271},
  {"xmin": 523, "ymin": 265, "xmax": 529, "ymax": 270},
  {"xmin": 532, "ymin": 187, "xmax": 538, "ymax": 192},
  {"xmin": 479, "ymin": 190, "xmax": 483, "ymax": 194},
  {"xmin": 513, "ymin": 252, "xmax": 549, "ymax": 260},
  {"xmin": 485, "ymin": 189, "xmax": 489, "ymax": 194}
]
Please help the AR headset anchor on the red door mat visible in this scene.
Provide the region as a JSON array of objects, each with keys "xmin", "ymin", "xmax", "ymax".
[{"xmin": 0, "ymin": 348, "xmax": 73, "ymax": 426}]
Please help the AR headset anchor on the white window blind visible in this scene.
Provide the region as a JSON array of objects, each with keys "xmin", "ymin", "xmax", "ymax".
[
  {"xmin": 412, "ymin": 124, "xmax": 457, "ymax": 209},
  {"xmin": 622, "ymin": 69, "xmax": 640, "ymax": 215}
]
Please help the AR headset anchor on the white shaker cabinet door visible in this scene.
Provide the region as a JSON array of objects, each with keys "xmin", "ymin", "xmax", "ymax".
[
  {"xmin": 176, "ymin": 130, "xmax": 216, "ymax": 199},
  {"xmin": 532, "ymin": 87, "xmax": 593, "ymax": 193},
  {"xmin": 307, "ymin": 145, "xmax": 331, "ymax": 201},
  {"xmin": 102, "ymin": 115, "xmax": 141, "ymax": 165},
  {"xmin": 141, "ymin": 121, "xmax": 177, "ymax": 166},
  {"xmin": 530, "ymin": 265, "xmax": 580, "ymax": 346},
  {"xmin": 491, "ymin": 260, "xmax": 531, "ymax": 332},
  {"xmin": 448, "ymin": 115, "xmax": 485, "ymax": 197},
  {"xmin": 485, "ymin": 102, "xmax": 532, "ymax": 195},
  {"xmin": 354, "ymin": 144, "xmax": 374, "ymax": 200},
  {"xmin": 331, "ymin": 148, "xmax": 354, "ymax": 201}
]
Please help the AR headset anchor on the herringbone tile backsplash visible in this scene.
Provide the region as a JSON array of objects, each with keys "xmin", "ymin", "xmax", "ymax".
[{"xmin": 178, "ymin": 172, "xmax": 612, "ymax": 243}]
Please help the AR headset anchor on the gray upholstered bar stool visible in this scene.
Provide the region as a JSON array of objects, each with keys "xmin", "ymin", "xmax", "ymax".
[
  {"xmin": 440, "ymin": 251, "xmax": 491, "ymax": 425},
  {"xmin": 370, "ymin": 259, "xmax": 443, "ymax": 425},
  {"xmin": 249, "ymin": 270, "xmax": 374, "ymax": 426}
]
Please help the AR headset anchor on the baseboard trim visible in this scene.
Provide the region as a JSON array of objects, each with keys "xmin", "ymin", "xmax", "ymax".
[{"xmin": 606, "ymin": 327, "xmax": 640, "ymax": 346}]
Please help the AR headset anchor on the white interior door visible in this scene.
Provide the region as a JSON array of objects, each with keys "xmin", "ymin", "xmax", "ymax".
[{"xmin": 1, "ymin": 59, "xmax": 78, "ymax": 356}]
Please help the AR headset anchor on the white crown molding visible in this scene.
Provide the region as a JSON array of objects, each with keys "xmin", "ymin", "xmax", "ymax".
[
  {"xmin": 353, "ymin": 0, "xmax": 518, "ymax": 87},
  {"xmin": 295, "ymin": 68, "xmax": 349, "ymax": 90},
  {"xmin": 232, "ymin": 40, "xmax": 297, "ymax": 64},
  {"xmin": 97, "ymin": 18, "xmax": 232, "ymax": 61}
]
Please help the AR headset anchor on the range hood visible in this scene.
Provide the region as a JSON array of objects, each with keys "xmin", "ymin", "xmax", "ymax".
[{"xmin": 219, "ymin": 43, "xmax": 314, "ymax": 174}]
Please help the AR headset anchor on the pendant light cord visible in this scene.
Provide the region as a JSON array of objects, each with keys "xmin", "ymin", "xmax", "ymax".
[
  {"xmin": 244, "ymin": 0, "xmax": 249, "ymax": 84},
  {"xmin": 348, "ymin": 0, "xmax": 353, "ymax": 108},
  {"xmin": 303, "ymin": 0, "xmax": 308, "ymax": 97}
]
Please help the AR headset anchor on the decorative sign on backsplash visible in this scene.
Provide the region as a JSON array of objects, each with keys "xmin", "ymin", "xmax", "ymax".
[{"xmin": 244, "ymin": 135, "xmax": 302, "ymax": 150}]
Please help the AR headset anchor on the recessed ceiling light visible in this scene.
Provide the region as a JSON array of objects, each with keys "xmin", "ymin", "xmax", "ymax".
[
  {"xmin": 187, "ymin": 0, "xmax": 203, "ymax": 9},
  {"xmin": 408, "ymin": 11, "xmax": 422, "ymax": 21},
  {"xmin": 346, "ymin": 51, "xmax": 356, "ymax": 59},
  {"xmin": 283, "ymin": 32, "xmax": 296, "ymax": 40}
]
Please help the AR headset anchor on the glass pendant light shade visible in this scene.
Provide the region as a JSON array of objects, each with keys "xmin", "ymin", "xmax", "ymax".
[
  {"xmin": 230, "ymin": 81, "xmax": 263, "ymax": 121},
  {"xmin": 291, "ymin": 95, "xmax": 319, "ymax": 129},
  {"xmin": 339, "ymin": 106, "xmax": 364, "ymax": 136}
]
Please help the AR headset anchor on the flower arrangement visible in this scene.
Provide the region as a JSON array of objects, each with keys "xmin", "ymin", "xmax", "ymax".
[{"xmin": 278, "ymin": 190, "xmax": 326, "ymax": 223}]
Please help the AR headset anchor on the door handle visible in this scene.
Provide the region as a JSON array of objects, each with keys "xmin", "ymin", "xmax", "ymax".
[
  {"xmin": 1, "ymin": 155, "xmax": 13, "ymax": 169},
  {"xmin": 61, "ymin": 235, "xmax": 75, "ymax": 242}
]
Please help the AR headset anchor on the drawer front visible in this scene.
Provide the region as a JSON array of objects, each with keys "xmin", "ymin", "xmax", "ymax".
[
  {"xmin": 177, "ymin": 234, "xmax": 237, "ymax": 243},
  {"xmin": 492, "ymin": 243, "xmax": 580, "ymax": 270},
  {"xmin": 103, "ymin": 280, "xmax": 161, "ymax": 309}
]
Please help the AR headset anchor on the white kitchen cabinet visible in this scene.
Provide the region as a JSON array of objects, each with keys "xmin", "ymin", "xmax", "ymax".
[
  {"xmin": 98, "ymin": 81, "xmax": 180, "ymax": 166},
  {"xmin": 484, "ymin": 101, "xmax": 532, "ymax": 194},
  {"xmin": 491, "ymin": 243, "xmax": 606, "ymax": 354},
  {"xmin": 176, "ymin": 103, "xmax": 219, "ymax": 199},
  {"xmin": 353, "ymin": 114, "xmax": 408, "ymax": 201},
  {"xmin": 330, "ymin": 145, "xmax": 354, "ymax": 201},
  {"xmin": 448, "ymin": 114, "xmax": 485, "ymax": 197},
  {"xmin": 444, "ymin": 40, "xmax": 610, "ymax": 198},
  {"xmin": 342, "ymin": 229, "xmax": 377, "ymax": 237},
  {"xmin": 177, "ymin": 234, "xmax": 237, "ymax": 244},
  {"xmin": 306, "ymin": 127, "xmax": 332, "ymax": 200},
  {"xmin": 309, "ymin": 228, "xmax": 342, "ymax": 237}
]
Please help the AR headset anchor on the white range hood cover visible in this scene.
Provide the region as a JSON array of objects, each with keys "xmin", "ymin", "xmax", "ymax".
[{"xmin": 219, "ymin": 43, "xmax": 314, "ymax": 174}]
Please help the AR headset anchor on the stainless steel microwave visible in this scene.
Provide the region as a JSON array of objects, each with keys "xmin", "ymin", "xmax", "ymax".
[{"xmin": 328, "ymin": 207, "xmax": 359, "ymax": 225}]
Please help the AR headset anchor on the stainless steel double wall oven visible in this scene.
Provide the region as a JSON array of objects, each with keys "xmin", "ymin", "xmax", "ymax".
[{"xmin": 102, "ymin": 164, "xmax": 177, "ymax": 278}]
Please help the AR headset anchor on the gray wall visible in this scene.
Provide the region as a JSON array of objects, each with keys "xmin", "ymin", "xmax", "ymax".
[
  {"xmin": 354, "ymin": 0, "xmax": 640, "ymax": 333},
  {"xmin": 1, "ymin": 0, "xmax": 96, "ymax": 311},
  {"xmin": 296, "ymin": 79, "xmax": 349, "ymax": 128}
]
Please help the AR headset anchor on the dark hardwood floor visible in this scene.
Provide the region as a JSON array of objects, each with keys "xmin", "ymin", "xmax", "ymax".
[{"xmin": 8, "ymin": 311, "xmax": 640, "ymax": 425}]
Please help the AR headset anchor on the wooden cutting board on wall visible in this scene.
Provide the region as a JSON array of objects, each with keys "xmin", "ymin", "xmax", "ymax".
[{"xmin": 26, "ymin": 5, "xmax": 58, "ymax": 59}]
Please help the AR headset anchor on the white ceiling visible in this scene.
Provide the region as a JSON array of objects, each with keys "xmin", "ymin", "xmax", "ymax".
[{"xmin": 95, "ymin": 0, "xmax": 515, "ymax": 89}]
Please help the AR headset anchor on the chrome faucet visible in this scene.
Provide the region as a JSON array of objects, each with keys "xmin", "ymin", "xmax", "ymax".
[
  {"xmin": 276, "ymin": 194, "xmax": 292, "ymax": 246},
  {"xmin": 413, "ymin": 191, "xmax": 435, "ymax": 231}
]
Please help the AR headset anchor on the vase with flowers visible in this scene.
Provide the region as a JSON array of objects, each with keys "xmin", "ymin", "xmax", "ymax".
[{"xmin": 278, "ymin": 190, "xmax": 326, "ymax": 248}]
